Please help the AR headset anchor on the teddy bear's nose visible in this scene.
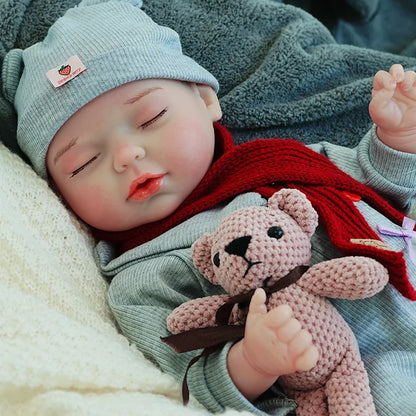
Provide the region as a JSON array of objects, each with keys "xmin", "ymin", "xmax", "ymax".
[{"xmin": 225, "ymin": 236, "xmax": 252, "ymax": 257}]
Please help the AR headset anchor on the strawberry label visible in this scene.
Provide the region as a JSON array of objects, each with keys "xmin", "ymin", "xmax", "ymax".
[
  {"xmin": 58, "ymin": 65, "xmax": 71, "ymax": 76},
  {"xmin": 47, "ymin": 55, "xmax": 87, "ymax": 88}
]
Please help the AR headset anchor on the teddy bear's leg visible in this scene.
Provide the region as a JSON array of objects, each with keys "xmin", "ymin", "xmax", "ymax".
[
  {"xmin": 325, "ymin": 348, "xmax": 376, "ymax": 415},
  {"xmin": 287, "ymin": 388, "xmax": 328, "ymax": 416}
]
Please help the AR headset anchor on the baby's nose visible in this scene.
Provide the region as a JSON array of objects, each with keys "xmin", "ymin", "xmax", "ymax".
[{"xmin": 113, "ymin": 141, "xmax": 145, "ymax": 172}]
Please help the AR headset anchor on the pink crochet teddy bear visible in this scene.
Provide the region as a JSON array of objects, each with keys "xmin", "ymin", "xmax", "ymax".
[{"xmin": 167, "ymin": 189, "xmax": 390, "ymax": 416}]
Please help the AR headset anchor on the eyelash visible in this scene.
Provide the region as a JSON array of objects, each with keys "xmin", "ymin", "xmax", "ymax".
[
  {"xmin": 69, "ymin": 108, "xmax": 167, "ymax": 177},
  {"xmin": 140, "ymin": 108, "xmax": 167, "ymax": 128},
  {"xmin": 71, "ymin": 154, "xmax": 99, "ymax": 177}
]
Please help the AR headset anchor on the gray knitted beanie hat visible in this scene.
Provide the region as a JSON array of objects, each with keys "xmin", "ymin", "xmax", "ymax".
[{"xmin": 1, "ymin": 0, "xmax": 219, "ymax": 178}]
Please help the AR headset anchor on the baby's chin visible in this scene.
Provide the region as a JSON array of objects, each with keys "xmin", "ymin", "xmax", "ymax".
[{"xmin": 95, "ymin": 193, "xmax": 186, "ymax": 232}]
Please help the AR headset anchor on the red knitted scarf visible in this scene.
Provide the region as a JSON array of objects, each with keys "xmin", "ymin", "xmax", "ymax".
[{"xmin": 93, "ymin": 123, "xmax": 416, "ymax": 300}]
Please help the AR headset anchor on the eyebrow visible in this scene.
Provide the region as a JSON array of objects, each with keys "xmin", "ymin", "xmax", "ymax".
[
  {"xmin": 53, "ymin": 87, "xmax": 161, "ymax": 165},
  {"xmin": 54, "ymin": 136, "xmax": 79, "ymax": 165},
  {"xmin": 123, "ymin": 87, "xmax": 162, "ymax": 105}
]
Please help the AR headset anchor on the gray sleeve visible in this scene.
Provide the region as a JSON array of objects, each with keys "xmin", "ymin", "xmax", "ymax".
[{"xmin": 308, "ymin": 125, "xmax": 416, "ymax": 214}]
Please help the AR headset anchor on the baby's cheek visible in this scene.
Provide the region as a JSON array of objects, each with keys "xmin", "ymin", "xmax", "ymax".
[
  {"xmin": 70, "ymin": 184, "xmax": 119, "ymax": 226},
  {"xmin": 167, "ymin": 124, "xmax": 214, "ymax": 174}
]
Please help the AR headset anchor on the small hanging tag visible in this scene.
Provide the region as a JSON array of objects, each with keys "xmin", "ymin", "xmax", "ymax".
[{"xmin": 46, "ymin": 55, "xmax": 86, "ymax": 88}]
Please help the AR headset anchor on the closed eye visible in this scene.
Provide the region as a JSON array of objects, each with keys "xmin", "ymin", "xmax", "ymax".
[
  {"xmin": 70, "ymin": 155, "xmax": 99, "ymax": 177},
  {"xmin": 141, "ymin": 108, "xmax": 167, "ymax": 129}
]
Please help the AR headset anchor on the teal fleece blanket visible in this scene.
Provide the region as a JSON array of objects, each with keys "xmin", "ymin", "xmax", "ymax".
[{"xmin": 2, "ymin": 0, "xmax": 416, "ymax": 158}]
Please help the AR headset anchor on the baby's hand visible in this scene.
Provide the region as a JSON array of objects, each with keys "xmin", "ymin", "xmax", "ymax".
[
  {"xmin": 241, "ymin": 288, "xmax": 318, "ymax": 378},
  {"xmin": 369, "ymin": 64, "xmax": 416, "ymax": 153}
]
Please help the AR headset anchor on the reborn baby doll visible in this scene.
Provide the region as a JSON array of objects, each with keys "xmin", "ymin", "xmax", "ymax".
[{"xmin": 3, "ymin": 1, "xmax": 416, "ymax": 414}]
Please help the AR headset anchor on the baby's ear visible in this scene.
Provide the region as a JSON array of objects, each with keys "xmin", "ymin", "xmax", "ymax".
[
  {"xmin": 192, "ymin": 233, "xmax": 217, "ymax": 283},
  {"xmin": 195, "ymin": 84, "xmax": 222, "ymax": 121}
]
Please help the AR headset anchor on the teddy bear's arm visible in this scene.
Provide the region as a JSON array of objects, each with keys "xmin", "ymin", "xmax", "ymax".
[
  {"xmin": 167, "ymin": 294, "xmax": 230, "ymax": 334},
  {"xmin": 297, "ymin": 256, "xmax": 389, "ymax": 299}
]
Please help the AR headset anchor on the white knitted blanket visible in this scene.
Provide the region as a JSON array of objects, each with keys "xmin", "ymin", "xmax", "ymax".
[{"xmin": 0, "ymin": 143, "xmax": 249, "ymax": 416}]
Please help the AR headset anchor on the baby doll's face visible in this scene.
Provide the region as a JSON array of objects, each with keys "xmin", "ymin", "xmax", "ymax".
[{"xmin": 46, "ymin": 79, "xmax": 222, "ymax": 231}]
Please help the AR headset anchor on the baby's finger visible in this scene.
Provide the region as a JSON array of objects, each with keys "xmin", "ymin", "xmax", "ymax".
[
  {"xmin": 372, "ymin": 70, "xmax": 395, "ymax": 92},
  {"xmin": 389, "ymin": 64, "xmax": 405, "ymax": 82},
  {"xmin": 248, "ymin": 288, "xmax": 267, "ymax": 315},
  {"xmin": 400, "ymin": 70, "xmax": 416, "ymax": 90},
  {"xmin": 276, "ymin": 318, "xmax": 302, "ymax": 343},
  {"xmin": 295, "ymin": 345, "xmax": 319, "ymax": 372},
  {"xmin": 264, "ymin": 304, "xmax": 293, "ymax": 328},
  {"xmin": 289, "ymin": 329, "xmax": 313, "ymax": 356}
]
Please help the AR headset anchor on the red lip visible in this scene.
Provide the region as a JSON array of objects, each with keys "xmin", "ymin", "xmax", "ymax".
[{"xmin": 128, "ymin": 173, "xmax": 164, "ymax": 201}]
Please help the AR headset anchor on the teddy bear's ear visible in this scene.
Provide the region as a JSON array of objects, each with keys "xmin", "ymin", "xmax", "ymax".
[
  {"xmin": 268, "ymin": 189, "xmax": 318, "ymax": 237},
  {"xmin": 191, "ymin": 233, "xmax": 217, "ymax": 284}
]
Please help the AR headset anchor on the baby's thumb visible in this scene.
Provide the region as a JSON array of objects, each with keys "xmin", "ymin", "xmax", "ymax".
[{"xmin": 248, "ymin": 288, "xmax": 267, "ymax": 315}]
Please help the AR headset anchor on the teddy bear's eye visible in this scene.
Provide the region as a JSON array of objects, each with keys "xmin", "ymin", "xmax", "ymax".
[
  {"xmin": 268, "ymin": 226, "xmax": 284, "ymax": 240},
  {"xmin": 213, "ymin": 252, "xmax": 220, "ymax": 267}
]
